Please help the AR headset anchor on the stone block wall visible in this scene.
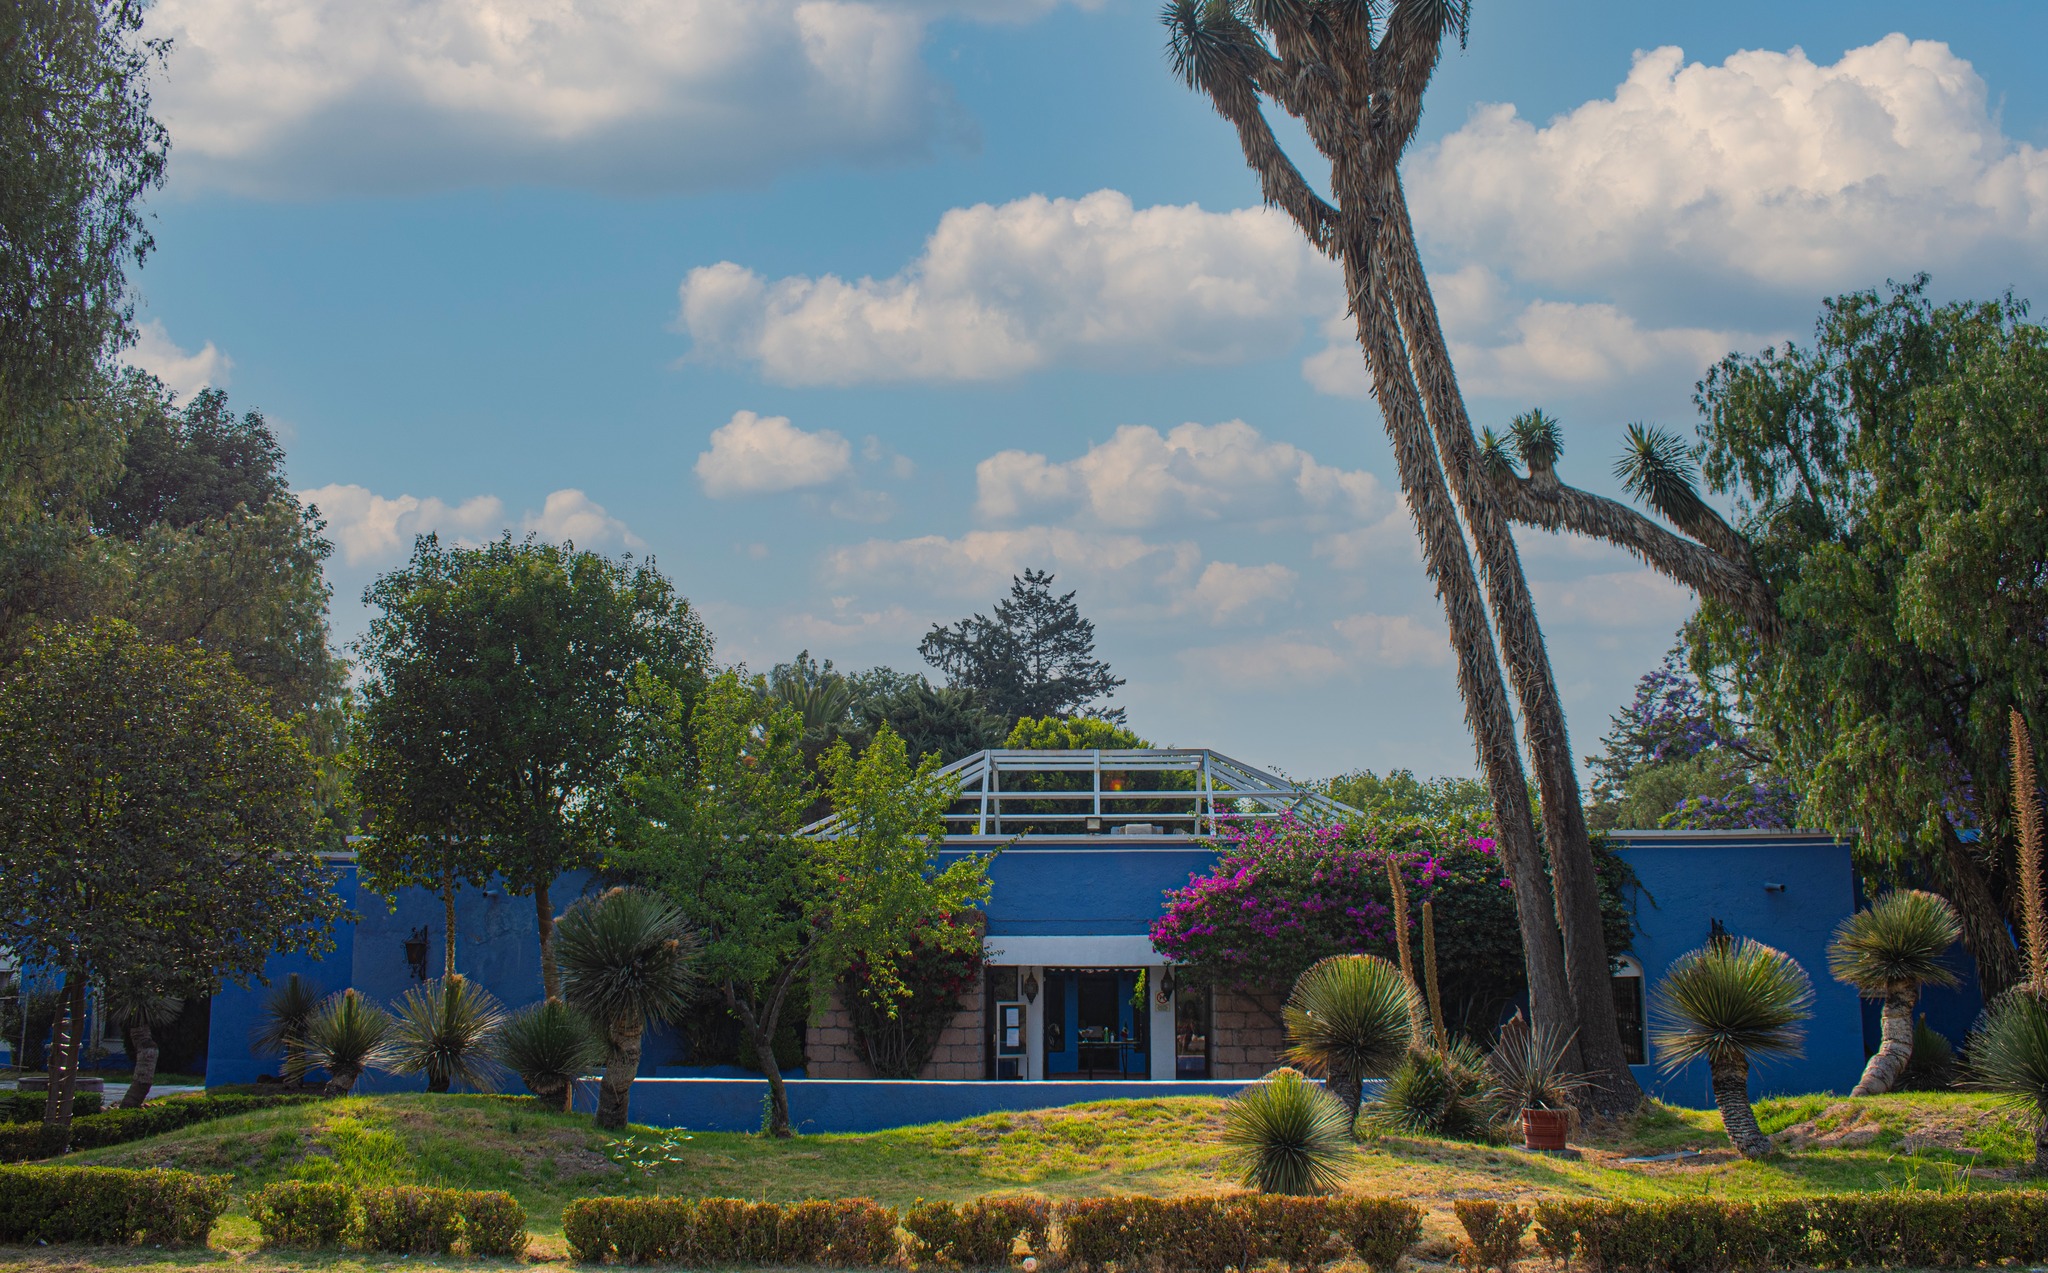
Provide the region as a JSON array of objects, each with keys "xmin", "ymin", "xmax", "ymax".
[
  {"xmin": 1208, "ymin": 988, "xmax": 1285, "ymax": 1078},
  {"xmin": 805, "ymin": 979, "xmax": 987, "ymax": 1080}
]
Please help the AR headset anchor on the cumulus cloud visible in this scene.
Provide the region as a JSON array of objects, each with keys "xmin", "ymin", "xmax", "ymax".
[
  {"xmin": 977, "ymin": 420, "xmax": 1382, "ymax": 529},
  {"xmin": 679, "ymin": 190, "xmax": 1335, "ymax": 385},
  {"xmin": 1410, "ymin": 34, "xmax": 2048, "ymax": 291},
  {"xmin": 142, "ymin": 0, "xmax": 1107, "ymax": 194},
  {"xmin": 1177, "ymin": 610, "xmax": 1448, "ymax": 686},
  {"xmin": 302, "ymin": 483, "xmax": 640, "ymax": 566},
  {"xmin": 122, "ymin": 320, "xmax": 231, "ymax": 397},
  {"xmin": 695, "ymin": 410, "xmax": 853, "ymax": 497},
  {"xmin": 1183, "ymin": 561, "xmax": 1296, "ymax": 624},
  {"xmin": 1333, "ymin": 612, "xmax": 1451, "ymax": 667},
  {"xmin": 1530, "ymin": 568, "xmax": 1697, "ymax": 628},
  {"xmin": 825, "ymin": 526, "xmax": 1201, "ymax": 602}
]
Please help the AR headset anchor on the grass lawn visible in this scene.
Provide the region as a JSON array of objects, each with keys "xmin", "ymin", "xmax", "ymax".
[{"xmin": 0, "ymin": 1089, "xmax": 2041, "ymax": 1270}]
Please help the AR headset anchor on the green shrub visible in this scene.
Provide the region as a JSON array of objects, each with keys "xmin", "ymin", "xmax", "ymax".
[
  {"xmin": 564, "ymin": 1196, "xmax": 891, "ymax": 1266},
  {"xmin": 0, "ymin": 1163, "xmax": 228, "ymax": 1246},
  {"xmin": 1246, "ymin": 1195, "xmax": 1346, "ymax": 1273},
  {"xmin": 564, "ymin": 1196, "xmax": 695, "ymax": 1264},
  {"xmin": 695, "ymin": 1197, "xmax": 784, "ymax": 1264},
  {"xmin": 1366, "ymin": 1041, "xmax": 1494, "ymax": 1141},
  {"xmin": 0, "ymin": 1092, "xmax": 100, "ymax": 1123},
  {"xmin": 0, "ymin": 1092, "xmax": 318, "ymax": 1162},
  {"xmin": 1454, "ymin": 1201, "xmax": 1530, "ymax": 1273},
  {"xmin": 1220, "ymin": 1067, "xmax": 1354, "ymax": 1194},
  {"xmin": 251, "ymin": 1180, "xmax": 355, "ymax": 1248},
  {"xmin": 1053, "ymin": 1194, "xmax": 1419, "ymax": 1273},
  {"xmin": 780, "ymin": 1198, "xmax": 898, "ymax": 1267},
  {"xmin": 904, "ymin": 1195, "xmax": 1051, "ymax": 1268},
  {"xmin": 358, "ymin": 1185, "xmax": 466, "ymax": 1255},
  {"xmin": 1333, "ymin": 1197, "xmax": 1425, "ymax": 1273},
  {"xmin": 459, "ymin": 1189, "xmax": 529, "ymax": 1257},
  {"xmin": 1053, "ymin": 1195, "xmax": 1165, "ymax": 1270}
]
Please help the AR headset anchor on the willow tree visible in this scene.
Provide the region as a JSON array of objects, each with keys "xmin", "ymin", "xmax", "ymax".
[{"xmin": 1163, "ymin": 0, "xmax": 1639, "ymax": 1104}]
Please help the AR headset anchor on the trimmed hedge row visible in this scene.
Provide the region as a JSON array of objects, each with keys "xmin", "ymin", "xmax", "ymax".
[
  {"xmin": 564, "ymin": 1193, "xmax": 1423, "ymax": 1270},
  {"xmin": 1534, "ymin": 1195, "xmax": 2048, "ymax": 1273},
  {"xmin": 250, "ymin": 1181, "xmax": 527, "ymax": 1257},
  {"xmin": 0, "ymin": 1164, "xmax": 228, "ymax": 1247},
  {"xmin": 0, "ymin": 1092, "xmax": 101, "ymax": 1122},
  {"xmin": 0, "ymin": 1093, "xmax": 318, "ymax": 1162}
]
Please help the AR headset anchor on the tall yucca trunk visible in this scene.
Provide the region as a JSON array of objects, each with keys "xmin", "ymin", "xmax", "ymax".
[
  {"xmin": 122, "ymin": 1020, "xmax": 160, "ymax": 1109},
  {"xmin": 1380, "ymin": 200, "xmax": 1641, "ymax": 1109},
  {"xmin": 1710, "ymin": 1055, "xmax": 1771, "ymax": 1159},
  {"xmin": 1851, "ymin": 982, "xmax": 1917, "ymax": 1096},
  {"xmin": 595, "ymin": 1018, "xmax": 642, "ymax": 1131},
  {"xmin": 1341, "ymin": 247, "xmax": 1579, "ymax": 1059}
]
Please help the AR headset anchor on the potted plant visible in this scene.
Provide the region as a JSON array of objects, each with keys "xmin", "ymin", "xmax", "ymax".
[{"xmin": 1485, "ymin": 1013, "xmax": 1589, "ymax": 1150}]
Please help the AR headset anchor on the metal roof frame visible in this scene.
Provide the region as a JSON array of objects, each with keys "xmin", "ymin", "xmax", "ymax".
[{"xmin": 801, "ymin": 747, "xmax": 1357, "ymax": 839}]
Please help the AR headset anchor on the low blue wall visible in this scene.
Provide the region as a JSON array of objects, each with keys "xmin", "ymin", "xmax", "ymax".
[{"xmin": 574, "ymin": 1077, "xmax": 1298, "ymax": 1134}]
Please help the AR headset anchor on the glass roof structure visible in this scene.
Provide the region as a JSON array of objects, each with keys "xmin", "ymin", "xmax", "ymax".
[{"xmin": 802, "ymin": 747, "xmax": 1357, "ymax": 840}]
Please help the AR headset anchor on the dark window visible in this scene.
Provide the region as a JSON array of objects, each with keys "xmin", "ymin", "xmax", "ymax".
[
  {"xmin": 1176, "ymin": 985, "xmax": 1211, "ymax": 1079},
  {"xmin": 1612, "ymin": 971, "xmax": 1646, "ymax": 1065}
]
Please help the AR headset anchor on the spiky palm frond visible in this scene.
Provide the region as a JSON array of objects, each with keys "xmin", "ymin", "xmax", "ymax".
[
  {"xmin": 1651, "ymin": 939, "xmax": 1812, "ymax": 1071},
  {"xmin": 498, "ymin": 1000, "xmax": 604, "ymax": 1098},
  {"xmin": 1509, "ymin": 409, "xmax": 1563, "ymax": 471},
  {"xmin": 1484, "ymin": 1013, "xmax": 1589, "ymax": 1115},
  {"xmin": 1828, "ymin": 890, "xmax": 1962, "ymax": 995},
  {"xmin": 1284, "ymin": 954, "xmax": 1415, "ymax": 1082},
  {"xmin": 1477, "ymin": 428, "xmax": 1519, "ymax": 483},
  {"xmin": 1966, "ymin": 990, "xmax": 2048, "ymax": 1114},
  {"xmin": 1613, "ymin": 423, "xmax": 1712, "ymax": 528},
  {"xmin": 105, "ymin": 986, "xmax": 184, "ymax": 1030},
  {"xmin": 252, "ymin": 973, "xmax": 323, "ymax": 1054},
  {"xmin": 388, "ymin": 974, "xmax": 508, "ymax": 1093},
  {"xmin": 1164, "ymin": 0, "xmax": 1264, "ymax": 93},
  {"xmin": 556, "ymin": 887, "xmax": 702, "ymax": 1032},
  {"xmin": 295, "ymin": 990, "xmax": 395, "ymax": 1086},
  {"xmin": 1364, "ymin": 1040, "xmax": 1493, "ymax": 1140},
  {"xmin": 1220, "ymin": 1067, "xmax": 1353, "ymax": 1195}
]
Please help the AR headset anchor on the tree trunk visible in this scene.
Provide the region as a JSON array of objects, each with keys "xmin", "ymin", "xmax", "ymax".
[
  {"xmin": 443, "ymin": 866, "xmax": 459, "ymax": 977},
  {"xmin": 596, "ymin": 1018, "xmax": 643, "ymax": 1131},
  {"xmin": 1710, "ymin": 1055, "xmax": 1771, "ymax": 1158},
  {"xmin": 1331, "ymin": 1072, "xmax": 1363, "ymax": 1134},
  {"xmin": 1381, "ymin": 198, "xmax": 1641, "ymax": 1112},
  {"xmin": 323, "ymin": 1065, "xmax": 361, "ymax": 1098},
  {"xmin": 2035, "ymin": 1108, "xmax": 2048, "ymax": 1174},
  {"xmin": 535, "ymin": 880, "xmax": 560, "ymax": 1002},
  {"xmin": 40, "ymin": 980, "xmax": 86, "ymax": 1156},
  {"xmin": 1342, "ymin": 248, "xmax": 1581, "ymax": 1069},
  {"xmin": 1852, "ymin": 983, "xmax": 1918, "ymax": 1096},
  {"xmin": 735, "ymin": 1001, "xmax": 793, "ymax": 1138},
  {"xmin": 121, "ymin": 1019, "xmax": 159, "ymax": 1109},
  {"xmin": 1941, "ymin": 821, "xmax": 2021, "ymax": 1000}
]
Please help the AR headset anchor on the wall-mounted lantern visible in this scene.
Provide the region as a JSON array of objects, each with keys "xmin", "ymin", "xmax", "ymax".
[
  {"xmin": 403, "ymin": 926, "xmax": 431, "ymax": 982},
  {"xmin": 1156, "ymin": 967, "xmax": 1175, "ymax": 1008},
  {"xmin": 1022, "ymin": 971, "xmax": 1039, "ymax": 1003},
  {"xmin": 1708, "ymin": 917, "xmax": 1730, "ymax": 949}
]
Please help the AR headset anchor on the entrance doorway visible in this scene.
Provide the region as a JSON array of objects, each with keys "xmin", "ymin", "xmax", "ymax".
[{"xmin": 1042, "ymin": 968, "xmax": 1148, "ymax": 1079}]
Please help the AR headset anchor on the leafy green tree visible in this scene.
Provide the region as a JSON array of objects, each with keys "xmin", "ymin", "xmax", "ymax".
[
  {"xmin": 1324, "ymin": 770, "xmax": 1489, "ymax": 823},
  {"xmin": 613, "ymin": 672, "xmax": 991, "ymax": 1136},
  {"xmin": 0, "ymin": 620, "xmax": 347, "ymax": 1149},
  {"xmin": 920, "ymin": 569, "xmax": 1125, "ymax": 726},
  {"xmin": 1004, "ymin": 714, "xmax": 1149, "ymax": 750},
  {"xmin": 1651, "ymin": 939, "xmax": 1812, "ymax": 1159},
  {"xmin": 0, "ymin": 0, "xmax": 167, "ymax": 455},
  {"xmin": 358, "ymin": 534, "xmax": 713, "ymax": 1000},
  {"xmin": 1828, "ymin": 890, "xmax": 1961, "ymax": 1096},
  {"xmin": 1585, "ymin": 651, "xmax": 1794, "ymax": 831},
  {"xmin": 855, "ymin": 677, "xmax": 1009, "ymax": 767}
]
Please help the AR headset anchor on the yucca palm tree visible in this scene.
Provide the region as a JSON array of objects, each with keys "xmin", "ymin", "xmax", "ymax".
[
  {"xmin": 105, "ymin": 985, "xmax": 184, "ymax": 1108},
  {"xmin": 1283, "ymin": 955, "xmax": 1415, "ymax": 1125},
  {"xmin": 252, "ymin": 973, "xmax": 323, "ymax": 1090},
  {"xmin": 1221, "ymin": 1067, "xmax": 1353, "ymax": 1195},
  {"xmin": 1651, "ymin": 939, "xmax": 1813, "ymax": 1158},
  {"xmin": 295, "ymin": 989, "xmax": 396, "ymax": 1096},
  {"xmin": 388, "ymin": 974, "xmax": 508, "ymax": 1094},
  {"xmin": 557, "ymin": 887, "xmax": 702, "ymax": 1129},
  {"xmin": 1161, "ymin": 0, "xmax": 1644, "ymax": 1108},
  {"xmin": 499, "ymin": 999, "xmax": 604, "ymax": 1112},
  {"xmin": 1828, "ymin": 890, "xmax": 1961, "ymax": 1095}
]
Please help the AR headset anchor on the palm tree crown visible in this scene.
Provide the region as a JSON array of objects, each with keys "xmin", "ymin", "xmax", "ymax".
[
  {"xmin": 1829, "ymin": 890, "xmax": 1962, "ymax": 994},
  {"xmin": 388, "ymin": 974, "xmax": 508, "ymax": 1093},
  {"xmin": 1284, "ymin": 954, "xmax": 1416, "ymax": 1083},
  {"xmin": 1652, "ymin": 938, "xmax": 1813, "ymax": 1070},
  {"xmin": 557, "ymin": 887, "xmax": 701, "ymax": 1030}
]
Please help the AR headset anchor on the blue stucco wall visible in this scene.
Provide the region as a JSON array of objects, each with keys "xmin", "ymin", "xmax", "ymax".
[
  {"xmin": 945, "ymin": 841, "xmax": 1221, "ymax": 937},
  {"xmin": 1609, "ymin": 831, "xmax": 1866, "ymax": 1102}
]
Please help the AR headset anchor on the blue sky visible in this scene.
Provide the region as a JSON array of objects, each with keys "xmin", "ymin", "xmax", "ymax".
[{"xmin": 126, "ymin": 0, "xmax": 2048, "ymax": 782}]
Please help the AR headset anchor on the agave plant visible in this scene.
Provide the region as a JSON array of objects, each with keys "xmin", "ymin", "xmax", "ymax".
[
  {"xmin": 1966, "ymin": 990, "xmax": 2048, "ymax": 1171},
  {"xmin": 295, "ymin": 989, "xmax": 396, "ymax": 1096},
  {"xmin": 1484, "ymin": 1013, "xmax": 1589, "ymax": 1118},
  {"xmin": 1828, "ymin": 889, "xmax": 1961, "ymax": 1095},
  {"xmin": 1283, "ymin": 954, "xmax": 1416, "ymax": 1126},
  {"xmin": 387, "ymin": 974, "xmax": 508, "ymax": 1094},
  {"xmin": 252, "ymin": 973, "xmax": 323, "ymax": 1089},
  {"xmin": 1651, "ymin": 939, "xmax": 1812, "ymax": 1159},
  {"xmin": 104, "ymin": 984, "xmax": 185, "ymax": 1108},
  {"xmin": 1365, "ymin": 1039, "xmax": 1493, "ymax": 1141},
  {"xmin": 1220, "ymin": 1067, "xmax": 1353, "ymax": 1195},
  {"xmin": 499, "ymin": 999, "xmax": 604, "ymax": 1112},
  {"xmin": 557, "ymin": 887, "xmax": 702, "ymax": 1129}
]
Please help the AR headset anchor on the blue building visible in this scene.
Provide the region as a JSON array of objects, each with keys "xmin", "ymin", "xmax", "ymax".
[{"xmin": 205, "ymin": 749, "xmax": 1874, "ymax": 1126}]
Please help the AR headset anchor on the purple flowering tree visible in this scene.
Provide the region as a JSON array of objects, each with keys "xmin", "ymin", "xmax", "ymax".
[{"xmin": 1586, "ymin": 652, "xmax": 1797, "ymax": 831}]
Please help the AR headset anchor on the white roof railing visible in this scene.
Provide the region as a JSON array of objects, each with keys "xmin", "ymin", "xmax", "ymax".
[{"xmin": 800, "ymin": 747, "xmax": 1357, "ymax": 840}]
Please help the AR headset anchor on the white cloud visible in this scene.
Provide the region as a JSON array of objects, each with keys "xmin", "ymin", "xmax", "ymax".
[
  {"xmin": 1176, "ymin": 609, "xmax": 1448, "ymax": 686},
  {"xmin": 1183, "ymin": 561, "xmax": 1295, "ymax": 624},
  {"xmin": 1530, "ymin": 568, "xmax": 1696, "ymax": 628},
  {"xmin": 1411, "ymin": 35, "xmax": 2048, "ymax": 291},
  {"xmin": 522, "ymin": 488, "xmax": 644, "ymax": 549},
  {"xmin": 1332, "ymin": 612, "xmax": 1451, "ymax": 667},
  {"xmin": 302, "ymin": 483, "xmax": 640, "ymax": 566},
  {"xmin": 825, "ymin": 526, "xmax": 1202, "ymax": 605},
  {"xmin": 977, "ymin": 420, "xmax": 1383, "ymax": 529},
  {"xmin": 143, "ymin": 0, "xmax": 1103, "ymax": 195},
  {"xmin": 122, "ymin": 320, "xmax": 231, "ymax": 397},
  {"xmin": 695, "ymin": 410, "xmax": 853, "ymax": 497},
  {"xmin": 300, "ymin": 483, "xmax": 505, "ymax": 566},
  {"xmin": 679, "ymin": 190, "xmax": 1335, "ymax": 385},
  {"xmin": 1313, "ymin": 511, "xmax": 1420, "ymax": 572}
]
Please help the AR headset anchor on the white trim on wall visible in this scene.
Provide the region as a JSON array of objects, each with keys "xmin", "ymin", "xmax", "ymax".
[{"xmin": 983, "ymin": 935, "xmax": 1163, "ymax": 967}]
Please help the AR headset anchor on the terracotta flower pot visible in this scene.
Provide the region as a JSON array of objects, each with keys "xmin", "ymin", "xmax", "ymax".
[{"xmin": 1522, "ymin": 1107, "xmax": 1571, "ymax": 1150}]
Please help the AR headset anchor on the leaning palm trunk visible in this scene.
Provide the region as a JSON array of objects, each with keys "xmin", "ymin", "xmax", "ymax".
[
  {"xmin": 123, "ymin": 1019, "xmax": 161, "ymax": 1109},
  {"xmin": 1853, "ymin": 983, "xmax": 1919, "ymax": 1096},
  {"xmin": 1711, "ymin": 1056, "xmax": 1772, "ymax": 1158},
  {"xmin": 1380, "ymin": 200, "xmax": 1641, "ymax": 1109},
  {"xmin": 596, "ymin": 1019, "xmax": 643, "ymax": 1131}
]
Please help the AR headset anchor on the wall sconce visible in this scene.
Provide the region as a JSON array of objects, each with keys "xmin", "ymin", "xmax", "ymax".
[
  {"xmin": 1022, "ymin": 971, "xmax": 1039, "ymax": 1003},
  {"xmin": 1708, "ymin": 917, "xmax": 1730, "ymax": 949},
  {"xmin": 403, "ymin": 926, "xmax": 431, "ymax": 982},
  {"xmin": 1156, "ymin": 967, "xmax": 1175, "ymax": 1008}
]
